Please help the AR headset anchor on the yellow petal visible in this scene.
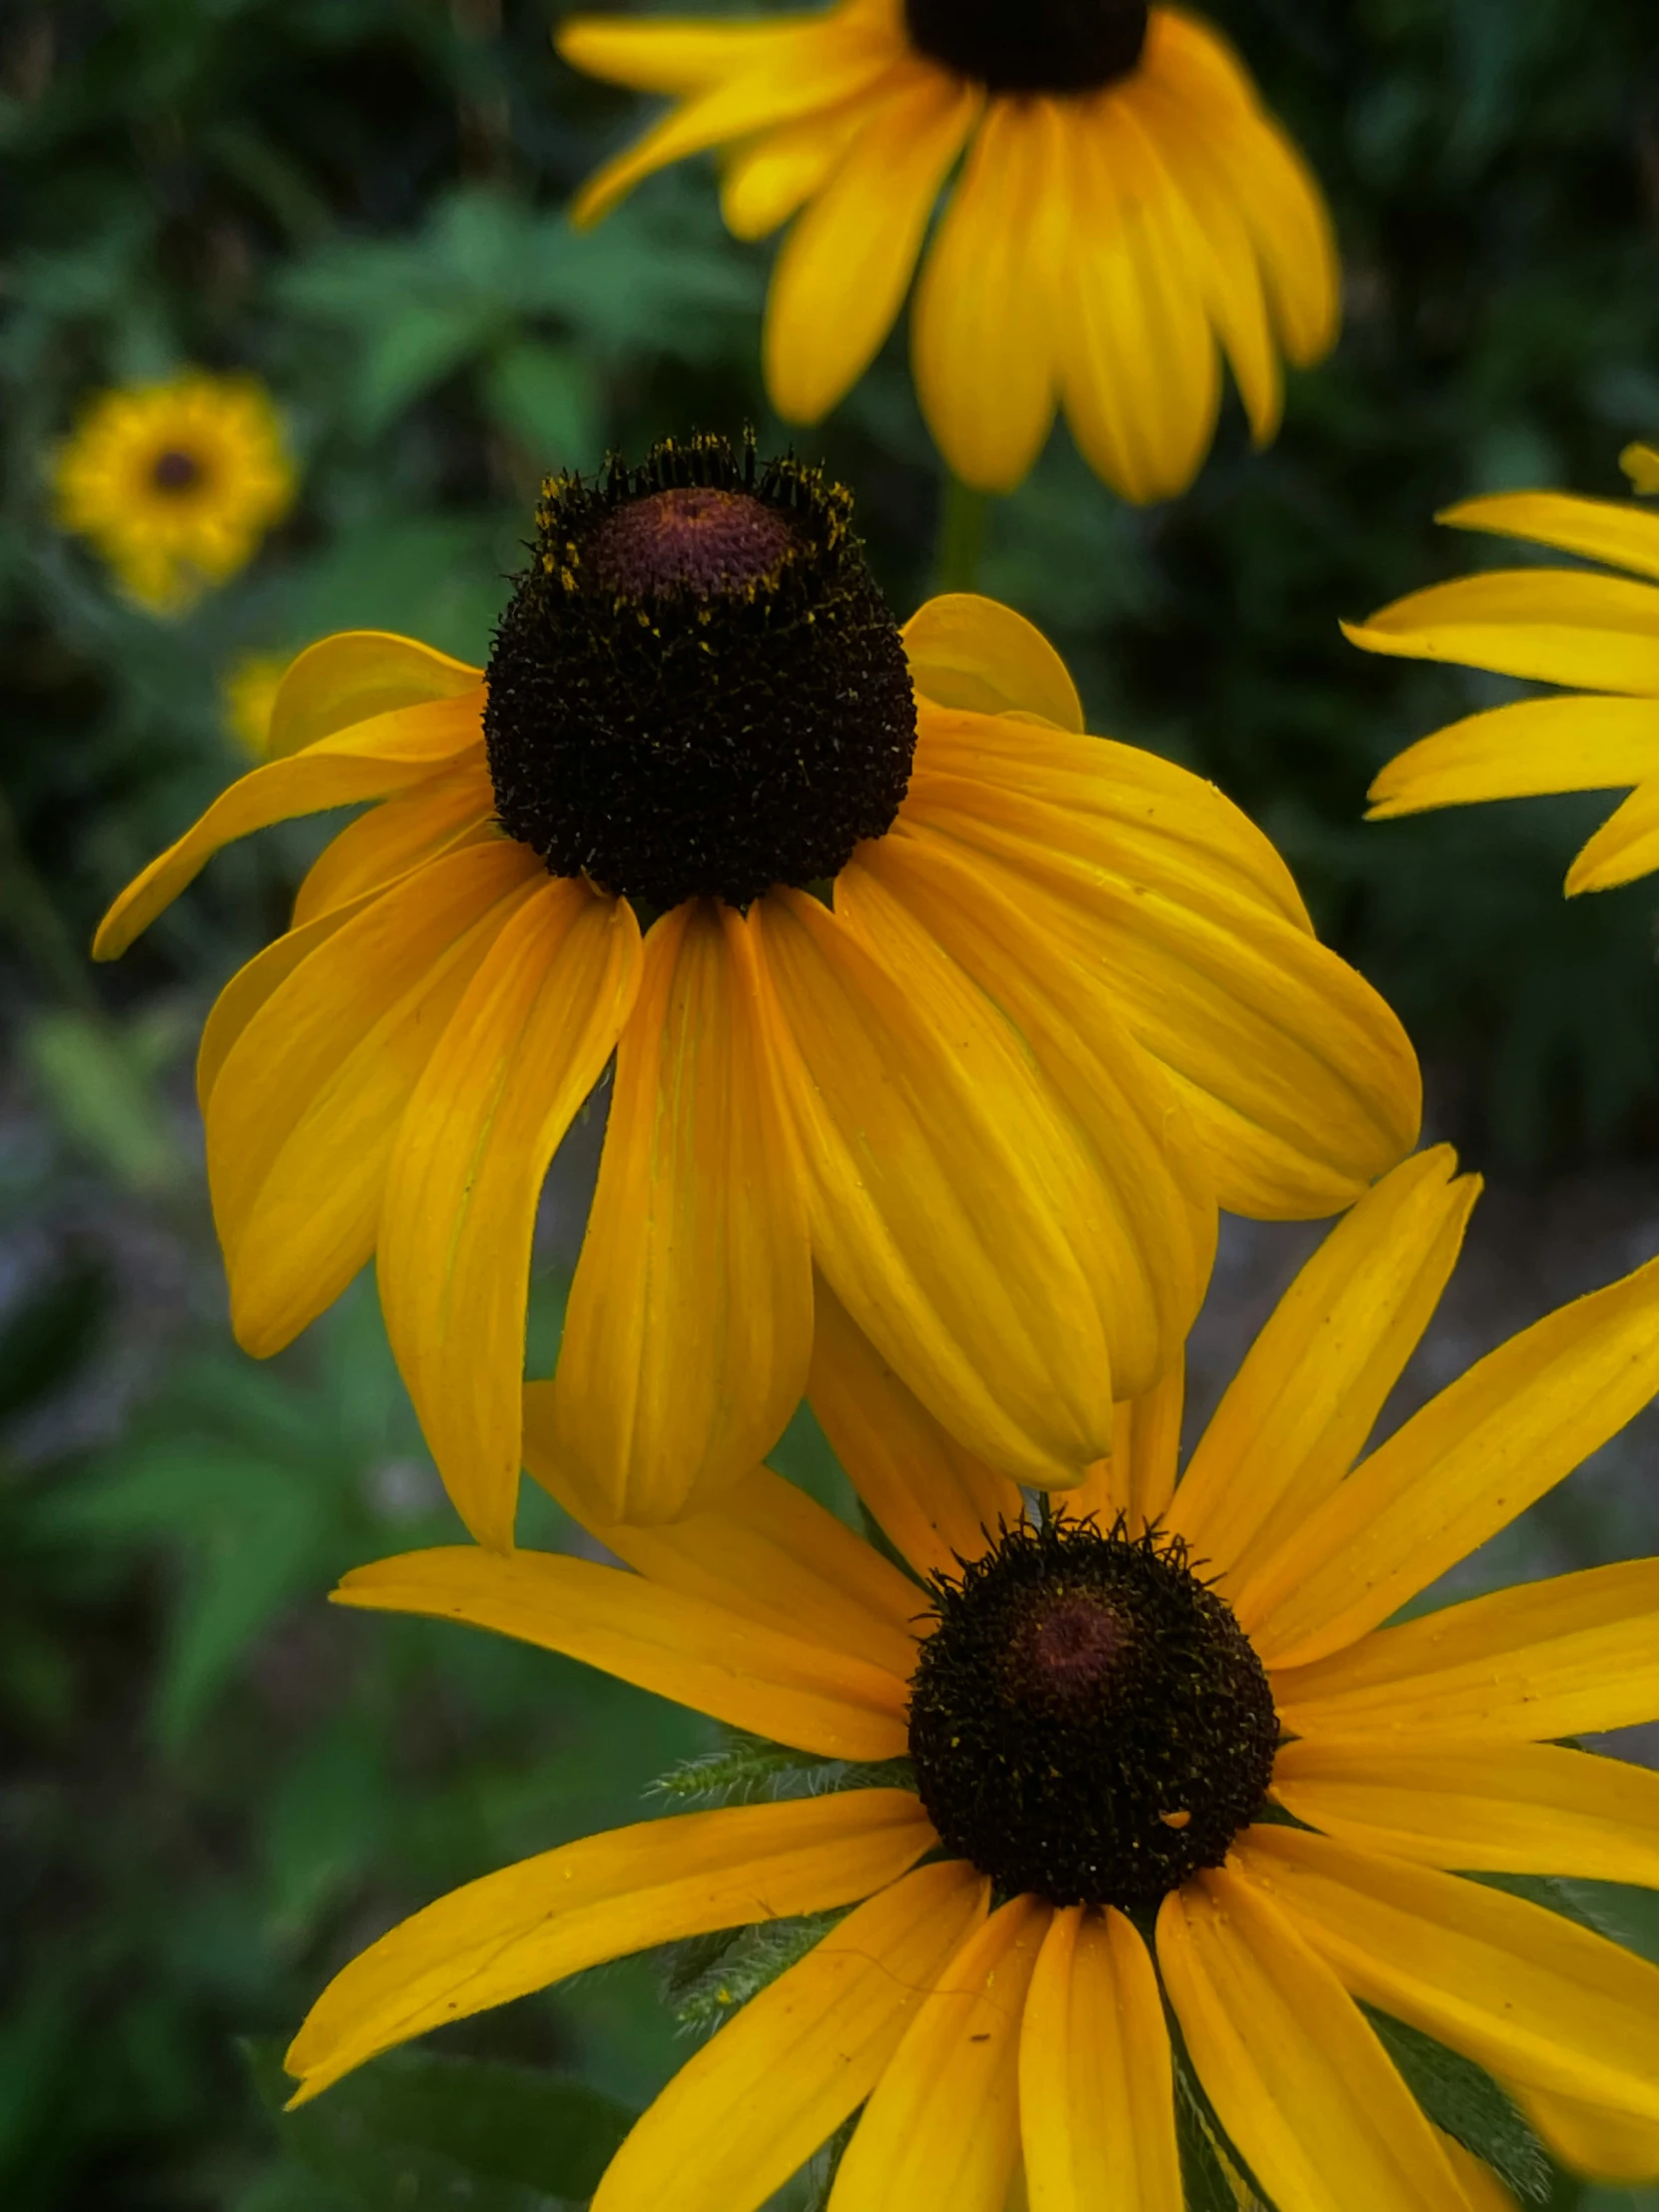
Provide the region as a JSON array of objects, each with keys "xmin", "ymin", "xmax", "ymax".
[
  {"xmin": 901, "ymin": 742, "xmax": 1419, "ymax": 1217},
  {"xmin": 1437, "ymin": 2132, "xmax": 1520, "ymax": 2211},
  {"xmin": 1235, "ymin": 1824, "xmax": 1659, "ymax": 2121},
  {"xmin": 843, "ymin": 828, "xmax": 1217, "ymax": 1396},
  {"xmin": 291, "ymin": 755, "xmax": 499, "ymax": 926},
  {"xmin": 1236, "ymin": 1251, "xmax": 1659, "ymax": 1668},
  {"xmin": 1020, "ymin": 1906, "xmax": 1181, "ymax": 2212},
  {"xmin": 1437, "ymin": 488, "xmax": 1659, "ymax": 586},
  {"xmin": 592, "ymin": 1861, "xmax": 988, "ymax": 2212},
  {"xmin": 266, "ymin": 630, "xmax": 481, "ymax": 760},
  {"xmin": 830, "ymin": 1897, "xmax": 1047, "ymax": 2212},
  {"xmin": 285, "ymin": 1790, "xmax": 933, "ymax": 2104},
  {"xmin": 1166, "ymin": 1146, "xmax": 1477, "ymax": 1582},
  {"xmin": 900, "ymin": 596, "xmax": 1084, "ymax": 731},
  {"xmin": 522, "ymin": 1403, "xmax": 922, "ymax": 1679},
  {"xmin": 1058, "ymin": 1363, "xmax": 1185, "ymax": 1533},
  {"xmin": 807, "ymin": 1275, "xmax": 1021, "ymax": 1581},
  {"xmin": 569, "ymin": 15, "xmax": 899, "ymax": 230},
  {"xmin": 334, "ymin": 1544, "xmax": 910, "ymax": 1760},
  {"xmin": 197, "ymin": 882, "xmax": 384, "ymax": 1115},
  {"xmin": 1054, "ymin": 88, "xmax": 1221, "ymax": 506},
  {"xmin": 756, "ymin": 887, "xmax": 1114, "ymax": 1490},
  {"xmin": 543, "ymin": 903, "xmax": 812, "ymax": 1528},
  {"xmin": 1270, "ymin": 1556, "xmax": 1659, "ymax": 1744},
  {"xmin": 557, "ymin": 12, "xmax": 814, "ymax": 96},
  {"xmin": 1514, "ymin": 2081, "xmax": 1659, "ymax": 2182},
  {"xmin": 208, "ymin": 844, "xmax": 542, "ymax": 1354},
  {"xmin": 1345, "ymin": 568, "xmax": 1659, "ymax": 695},
  {"xmin": 378, "ymin": 882, "xmax": 642, "ymax": 1549},
  {"xmin": 720, "ymin": 97, "xmax": 870, "ymax": 241},
  {"xmin": 1623, "ymin": 440, "xmax": 1659, "ymax": 494},
  {"xmin": 1566, "ymin": 777, "xmax": 1659, "ymax": 893},
  {"xmin": 1366, "ymin": 695, "xmax": 1659, "ymax": 820},
  {"xmin": 92, "ymin": 692, "xmax": 486, "ymax": 960},
  {"xmin": 765, "ymin": 68, "xmax": 977, "ymax": 425},
  {"xmin": 1273, "ymin": 1738, "xmax": 1659, "ymax": 1886},
  {"xmin": 911, "ymin": 101, "xmax": 1064, "ymax": 493},
  {"xmin": 1156, "ymin": 1861, "xmax": 1469, "ymax": 2212}
]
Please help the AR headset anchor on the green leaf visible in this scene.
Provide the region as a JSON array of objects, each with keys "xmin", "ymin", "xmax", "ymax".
[
  {"xmin": 352, "ymin": 298, "xmax": 494, "ymax": 433},
  {"xmin": 668, "ymin": 1911, "xmax": 847, "ymax": 2038},
  {"xmin": 484, "ymin": 340, "xmax": 601, "ymax": 472},
  {"xmin": 245, "ymin": 2040, "xmax": 637, "ymax": 2210},
  {"xmin": 1172, "ymin": 2044, "xmax": 1270, "ymax": 2212},
  {"xmin": 652, "ymin": 1727, "xmax": 913, "ymax": 1809},
  {"xmin": 1362, "ymin": 2007, "xmax": 1550, "ymax": 2202},
  {"xmin": 22, "ymin": 1009, "xmax": 187, "ymax": 1196}
]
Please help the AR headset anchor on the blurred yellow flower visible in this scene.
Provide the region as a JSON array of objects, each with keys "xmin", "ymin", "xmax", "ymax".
[
  {"xmin": 561, "ymin": 1, "xmax": 1339, "ymax": 499},
  {"xmin": 221, "ymin": 652, "xmax": 292, "ymax": 758},
  {"xmin": 53, "ymin": 372, "xmax": 294, "ymax": 614},
  {"xmin": 1349, "ymin": 442, "xmax": 1659, "ymax": 896}
]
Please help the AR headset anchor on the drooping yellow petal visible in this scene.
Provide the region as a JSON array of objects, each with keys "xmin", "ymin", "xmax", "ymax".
[
  {"xmin": 830, "ymin": 1896, "xmax": 1047, "ymax": 2212},
  {"xmin": 1437, "ymin": 2133, "xmax": 1519, "ymax": 2211},
  {"xmin": 1020, "ymin": 1907, "xmax": 1181, "ymax": 2212},
  {"xmin": 207, "ymin": 843, "xmax": 542, "ymax": 1353},
  {"xmin": 92, "ymin": 691, "xmax": 487, "ymax": 960},
  {"xmin": 1157, "ymin": 1862, "xmax": 1469, "ymax": 2212},
  {"xmin": 807, "ymin": 1275, "xmax": 1021, "ymax": 1581},
  {"xmin": 840, "ymin": 829, "xmax": 1215, "ymax": 1401},
  {"xmin": 1514, "ymin": 2082, "xmax": 1659, "ymax": 2183},
  {"xmin": 378, "ymin": 881, "xmax": 642, "ymax": 1549},
  {"xmin": 196, "ymin": 882, "xmax": 385, "ymax": 1114},
  {"xmin": 1235, "ymin": 1252, "xmax": 1659, "ymax": 1668},
  {"xmin": 1166, "ymin": 1147, "xmax": 1477, "ymax": 1581},
  {"xmin": 1345, "ymin": 568, "xmax": 1659, "ymax": 696},
  {"xmin": 334, "ymin": 1545, "xmax": 910, "ymax": 1761},
  {"xmin": 901, "ymin": 741, "xmax": 1419, "ymax": 1217},
  {"xmin": 543, "ymin": 903, "xmax": 813, "ymax": 1529},
  {"xmin": 265, "ymin": 631, "xmax": 481, "ymax": 760},
  {"xmin": 290, "ymin": 755, "xmax": 498, "ymax": 927},
  {"xmin": 765, "ymin": 68, "xmax": 977, "ymax": 425},
  {"xmin": 1270, "ymin": 1557, "xmax": 1659, "ymax": 1744},
  {"xmin": 911, "ymin": 100, "xmax": 1064, "ymax": 494},
  {"xmin": 720, "ymin": 97, "xmax": 871, "ymax": 241},
  {"xmin": 900, "ymin": 597, "xmax": 1084, "ymax": 731},
  {"xmin": 522, "ymin": 1404, "xmax": 923, "ymax": 1678},
  {"xmin": 285, "ymin": 1791, "xmax": 933, "ymax": 2105},
  {"xmin": 1438, "ymin": 488, "xmax": 1659, "ymax": 586},
  {"xmin": 568, "ymin": 12, "xmax": 900, "ymax": 230},
  {"xmin": 557, "ymin": 11, "xmax": 817, "ymax": 97},
  {"xmin": 1236, "ymin": 1824, "xmax": 1659, "ymax": 2121},
  {"xmin": 1055, "ymin": 88, "xmax": 1221, "ymax": 506},
  {"xmin": 755, "ymin": 887, "xmax": 1114, "ymax": 1491},
  {"xmin": 1565, "ymin": 777, "xmax": 1659, "ymax": 893},
  {"xmin": 1273, "ymin": 1739, "xmax": 1659, "ymax": 1886},
  {"xmin": 592, "ymin": 1861, "xmax": 988, "ymax": 2212},
  {"xmin": 1367, "ymin": 696, "xmax": 1659, "ymax": 822}
]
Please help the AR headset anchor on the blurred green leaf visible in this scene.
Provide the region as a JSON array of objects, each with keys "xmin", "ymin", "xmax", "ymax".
[
  {"xmin": 21, "ymin": 1009, "xmax": 188, "ymax": 1196},
  {"xmin": 0, "ymin": 1251, "xmax": 111, "ymax": 1430},
  {"xmin": 245, "ymin": 2040, "xmax": 636, "ymax": 2210},
  {"xmin": 485, "ymin": 340, "xmax": 601, "ymax": 472}
]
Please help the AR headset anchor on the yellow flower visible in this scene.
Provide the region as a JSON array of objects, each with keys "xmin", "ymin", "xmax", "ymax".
[
  {"xmin": 92, "ymin": 437, "xmax": 1416, "ymax": 1544},
  {"xmin": 284, "ymin": 1145, "xmax": 1659, "ymax": 2209},
  {"xmin": 1348, "ymin": 443, "xmax": 1659, "ymax": 895},
  {"xmin": 222, "ymin": 651, "xmax": 292, "ymax": 759},
  {"xmin": 560, "ymin": 1, "xmax": 1339, "ymax": 498},
  {"xmin": 53, "ymin": 372, "xmax": 294, "ymax": 614}
]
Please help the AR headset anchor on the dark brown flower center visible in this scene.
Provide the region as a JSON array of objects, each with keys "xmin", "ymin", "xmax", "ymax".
[
  {"xmin": 591, "ymin": 486, "xmax": 799, "ymax": 598},
  {"xmin": 903, "ymin": 0, "xmax": 1150, "ymax": 96},
  {"xmin": 152, "ymin": 447, "xmax": 204, "ymax": 492},
  {"xmin": 906, "ymin": 1515, "xmax": 1279, "ymax": 1909}
]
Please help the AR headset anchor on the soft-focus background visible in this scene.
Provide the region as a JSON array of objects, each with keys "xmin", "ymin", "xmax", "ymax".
[{"xmin": 6, "ymin": 2, "xmax": 1659, "ymax": 2205}]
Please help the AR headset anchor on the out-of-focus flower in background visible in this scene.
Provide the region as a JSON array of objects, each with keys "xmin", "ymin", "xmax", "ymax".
[
  {"xmin": 221, "ymin": 651, "xmax": 294, "ymax": 759},
  {"xmin": 1350, "ymin": 442, "xmax": 1659, "ymax": 897},
  {"xmin": 52, "ymin": 371, "xmax": 295, "ymax": 615},
  {"xmin": 561, "ymin": 0, "xmax": 1338, "ymax": 499}
]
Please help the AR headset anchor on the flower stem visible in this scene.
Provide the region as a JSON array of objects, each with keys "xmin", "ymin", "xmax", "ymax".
[{"xmin": 935, "ymin": 475, "xmax": 991, "ymax": 596}]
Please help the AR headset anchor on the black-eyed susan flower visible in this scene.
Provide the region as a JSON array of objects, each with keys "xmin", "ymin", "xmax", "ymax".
[
  {"xmin": 93, "ymin": 435, "xmax": 1416, "ymax": 1544},
  {"xmin": 560, "ymin": 2, "xmax": 1339, "ymax": 500},
  {"xmin": 283, "ymin": 1145, "xmax": 1659, "ymax": 2210},
  {"xmin": 1349, "ymin": 443, "xmax": 1659, "ymax": 895},
  {"xmin": 53, "ymin": 372, "xmax": 294, "ymax": 614}
]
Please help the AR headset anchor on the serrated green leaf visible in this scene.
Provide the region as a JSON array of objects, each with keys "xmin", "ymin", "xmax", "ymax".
[
  {"xmin": 245, "ymin": 2039, "xmax": 637, "ymax": 2209},
  {"xmin": 1363, "ymin": 2007, "xmax": 1550, "ymax": 2202}
]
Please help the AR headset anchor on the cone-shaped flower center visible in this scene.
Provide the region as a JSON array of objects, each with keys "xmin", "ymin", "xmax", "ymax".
[
  {"xmin": 152, "ymin": 448, "xmax": 204, "ymax": 492},
  {"xmin": 484, "ymin": 435, "xmax": 917, "ymax": 912},
  {"xmin": 904, "ymin": 0, "xmax": 1149, "ymax": 95},
  {"xmin": 907, "ymin": 1516, "xmax": 1278, "ymax": 1907}
]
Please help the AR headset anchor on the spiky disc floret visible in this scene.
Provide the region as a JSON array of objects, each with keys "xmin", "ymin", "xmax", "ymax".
[
  {"xmin": 483, "ymin": 433, "xmax": 917, "ymax": 913},
  {"xmin": 907, "ymin": 1515, "xmax": 1278, "ymax": 1908},
  {"xmin": 903, "ymin": 0, "xmax": 1149, "ymax": 96}
]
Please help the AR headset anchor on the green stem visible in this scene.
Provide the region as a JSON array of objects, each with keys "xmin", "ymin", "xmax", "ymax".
[{"xmin": 934, "ymin": 474, "xmax": 991, "ymax": 596}]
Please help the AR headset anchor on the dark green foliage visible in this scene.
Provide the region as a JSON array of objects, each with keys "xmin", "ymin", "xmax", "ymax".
[{"xmin": 1363, "ymin": 2007, "xmax": 1552, "ymax": 2201}]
